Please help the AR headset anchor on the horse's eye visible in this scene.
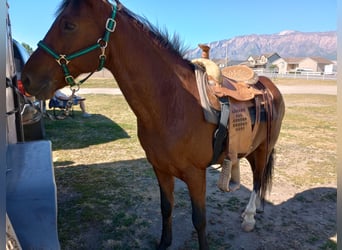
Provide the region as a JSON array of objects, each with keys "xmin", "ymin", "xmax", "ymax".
[{"xmin": 61, "ymin": 20, "xmax": 77, "ymax": 32}]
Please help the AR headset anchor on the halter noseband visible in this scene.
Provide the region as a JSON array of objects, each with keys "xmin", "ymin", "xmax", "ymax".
[{"xmin": 38, "ymin": 2, "xmax": 117, "ymax": 89}]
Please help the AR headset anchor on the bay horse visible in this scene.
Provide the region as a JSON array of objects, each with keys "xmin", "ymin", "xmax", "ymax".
[{"xmin": 22, "ymin": 1, "xmax": 285, "ymax": 249}]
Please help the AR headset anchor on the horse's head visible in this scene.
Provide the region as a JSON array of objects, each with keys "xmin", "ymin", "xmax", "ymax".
[{"xmin": 22, "ymin": 0, "xmax": 118, "ymax": 99}]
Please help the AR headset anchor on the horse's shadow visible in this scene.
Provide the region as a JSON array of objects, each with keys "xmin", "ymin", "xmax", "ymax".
[
  {"xmin": 202, "ymin": 167, "xmax": 337, "ymax": 250},
  {"xmin": 53, "ymin": 158, "xmax": 337, "ymax": 250},
  {"xmin": 44, "ymin": 111, "xmax": 130, "ymax": 150}
]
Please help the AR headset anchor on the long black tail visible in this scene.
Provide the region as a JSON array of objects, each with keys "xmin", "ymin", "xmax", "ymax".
[{"xmin": 260, "ymin": 148, "xmax": 275, "ymax": 201}]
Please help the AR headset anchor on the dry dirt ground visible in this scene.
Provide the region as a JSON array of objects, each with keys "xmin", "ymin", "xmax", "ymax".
[
  {"xmin": 57, "ymin": 158, "xmax": 336, "ymax": 250},
  {"xmin": 107, "ymin": 161, "xmax": 336, "ymax": 250},
  {"xmin": 54, "ymin": 87, "xmax": 336, "ymax": 250},
  {"xmin": 158, "ymin": 163, "xmax": 336, "ymax": 250}
]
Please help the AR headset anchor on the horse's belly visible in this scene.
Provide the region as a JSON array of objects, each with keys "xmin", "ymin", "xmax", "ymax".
[{"xmin": 137, "ymin": 125, "xmax": 214, "ymax": 173}]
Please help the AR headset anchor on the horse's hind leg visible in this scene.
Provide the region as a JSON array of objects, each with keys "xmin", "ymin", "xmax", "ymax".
[
  {"xmin": 241, "ymin": 190, "xmax": 258, "ymax": 231},
  {"xmin": 154, "ymin": 168, "xmax": 175, "ymax": 250},
  {"xmin": 242, "ymin": 147, "xmax": 273, "ymax": 232}
]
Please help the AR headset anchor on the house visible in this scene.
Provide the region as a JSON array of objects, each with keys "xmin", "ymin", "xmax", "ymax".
[
  {"xmin": 299, "ymin": 57, "xmax": 334, "ymax": 72},
  {"xmin": 212, "ymin": 58, "xmax": 228, "ymax": 68},
  {"xmin": 272, "ymin": 57, "xmax": 334, "ymax": 73},
  {"xmin": 273, "ymin": 57, "xmax": 303, "ymax": 74},
  {"xmin": 244, "ymin": 53, "xmax": 281, "ymax": 69},
  {"xmin": 212, "ymin": 59, "xmax": 244, "ymax": 68},
  {"xmin": 271, "ymin": 58, "xmax": 288, "ymax": 74}
]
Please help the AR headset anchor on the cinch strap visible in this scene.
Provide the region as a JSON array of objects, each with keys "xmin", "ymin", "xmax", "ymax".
[{"xmin": 211, "ymin": 97, "xmax": 230, "ymax": 164}]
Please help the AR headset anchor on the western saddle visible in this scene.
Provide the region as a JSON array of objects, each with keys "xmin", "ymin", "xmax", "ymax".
[{"xmin": 192, "ymin": 44, "xmax": 273, "ymax": 192}]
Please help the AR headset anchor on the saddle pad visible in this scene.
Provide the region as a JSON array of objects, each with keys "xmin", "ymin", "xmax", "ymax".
[
  {"xmin": 194, "ymin": 66, "xmax": 219, "ymax": 124},
  {"xmin": 228, "ymin": 99, "xmax": 253, "ymax": 155}
]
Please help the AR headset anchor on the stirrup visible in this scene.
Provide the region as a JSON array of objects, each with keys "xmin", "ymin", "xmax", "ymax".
[
  {"xmin": 217, "ymin": 159, "xmax": 232, "ymax": 192},
  {"xmin": 229, "ymin": 162, "xmax": 241, "ymax": 192}
]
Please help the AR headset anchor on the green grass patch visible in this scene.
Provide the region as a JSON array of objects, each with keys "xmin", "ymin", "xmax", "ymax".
[
  {"xmin": 78, "ymin": 78, "xmax": 118, "ymax": 88},
  {"xmin": 77, "ymin": 76, "xmax": 337, "ymax": 89},
  {"xmin": 276, "ymin": 94, "xmax": 336, "ymax": 187},
  {"xmin": 274, "ymin": 78, "xmax": 336, "ymax": 86}
]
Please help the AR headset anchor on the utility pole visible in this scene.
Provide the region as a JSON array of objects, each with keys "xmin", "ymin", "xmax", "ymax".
[{"xmin": 225, "ymin": 43, "xmax": 228, "ymax": 67}]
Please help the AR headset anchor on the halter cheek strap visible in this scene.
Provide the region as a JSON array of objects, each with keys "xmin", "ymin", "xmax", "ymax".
[{"xmin": 38, "ymin": 3, "xmax": 117, "ymax": 88}]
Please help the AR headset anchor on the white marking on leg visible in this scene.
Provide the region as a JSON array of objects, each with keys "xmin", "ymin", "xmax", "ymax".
[{"xmin": 241, "ymin": 191, "xmax": 257, "ymax": 232}]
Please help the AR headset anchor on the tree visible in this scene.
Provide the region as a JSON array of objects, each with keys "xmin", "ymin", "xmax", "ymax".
[{"xmin": 21, "ymin": 42, "xmax": 33, "ymax": 55}]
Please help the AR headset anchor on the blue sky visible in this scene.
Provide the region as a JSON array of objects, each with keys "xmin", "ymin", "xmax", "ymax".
[{"xmin": 9, "ymin": 0, "xmax": 336, "ymax": 50}]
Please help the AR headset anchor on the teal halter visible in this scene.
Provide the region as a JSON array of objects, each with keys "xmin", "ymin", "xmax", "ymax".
[{"xmin": 38, "ymin": 3, "xmax": 117, "ymax": 88}]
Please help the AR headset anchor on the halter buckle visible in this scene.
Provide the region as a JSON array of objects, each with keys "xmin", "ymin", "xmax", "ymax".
[{"xmin": 106, "ymin": 18, "xmax": 116, "ymax": 32}]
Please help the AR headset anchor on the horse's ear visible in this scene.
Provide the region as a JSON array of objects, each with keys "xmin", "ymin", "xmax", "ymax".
[
  {"xmin": 117, "ymin": 4, "xmax": 123, "ymax": 10},
  {"xmin": 116, "ymin": 1, "xmax": 124, "ymax": 11},
  {"xmin": 108, "ymin": 0, "xmax": 123, "ymax": 10}
]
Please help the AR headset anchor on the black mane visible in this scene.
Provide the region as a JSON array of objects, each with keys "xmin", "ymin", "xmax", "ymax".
[
  {"xmin": 118, "ymin": 2, "xmax": 189, "ymax": 58},
  {"xmin": 56, "ymin": 0, "xmax": 74, "ymax": 16}
]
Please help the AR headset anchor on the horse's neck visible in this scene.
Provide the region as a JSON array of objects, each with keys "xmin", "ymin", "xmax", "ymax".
[{"xmin": 106, "ymin": 14, "xmax": 196, "ymax": 124}]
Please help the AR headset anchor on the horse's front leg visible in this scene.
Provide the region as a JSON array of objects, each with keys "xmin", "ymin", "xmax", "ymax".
[
  {"xmin": 186, "ymin": 169, "xmax": 209, "ymax": 250},
  {"xmin": 154, "ymin": 167, "xmax": 175, "ymax": 250}
]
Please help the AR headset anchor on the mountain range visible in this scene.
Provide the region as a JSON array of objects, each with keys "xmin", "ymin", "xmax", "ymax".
[{"xmin": 185, "ymin": 30, "xmax": 337, "ymax": 61}]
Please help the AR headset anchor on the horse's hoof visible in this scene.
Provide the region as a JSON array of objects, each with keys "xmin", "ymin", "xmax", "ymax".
[
  {"xmin": 256, "ymin": 208, "xmax": 264, "ymax": 214},
  {"xmin": 241, "ymin": 221, "xmax": 255, "ymax": 232},
  {"xmin": 157, "ymin": 243, "xmax": 170, "ymax": 250}
]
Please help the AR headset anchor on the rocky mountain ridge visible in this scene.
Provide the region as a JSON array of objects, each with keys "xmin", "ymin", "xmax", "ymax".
[{"xmin": 186, "ymin": 30, "xmax": 337, "ymax": 61}]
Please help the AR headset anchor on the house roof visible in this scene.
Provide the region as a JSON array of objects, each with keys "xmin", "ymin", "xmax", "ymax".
[
  {"xmin": 283, "ymin": 57, "xmax": 333, "ymax": 65},
  {"xmin": 248, "ymin": 53, "xmax": 279, "ymax": 60},
  {"xmin": 308, "ymin": 57, "xmax": 333, "ymax": 64},
  {"xmin": 283, "ymin": 58, "xmax": 304, "ymax": 64},
  {"xmin": 263, "ymin": 52, "xmax": 280, "ymax": 58},
  {"xmin": 248, "ymin": 55, "xmax": 260, "ymax": 60}
]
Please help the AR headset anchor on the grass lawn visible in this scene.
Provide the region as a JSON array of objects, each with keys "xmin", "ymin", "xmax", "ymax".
[{"xmin": 78, "ymin": 76, "xmax": 336, "ymax": 89}]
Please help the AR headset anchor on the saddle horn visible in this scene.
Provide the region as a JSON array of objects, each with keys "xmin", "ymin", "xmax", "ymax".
[{"xmin": 199, "ymin": 44, "xmax": 210, "ymax": 59}]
